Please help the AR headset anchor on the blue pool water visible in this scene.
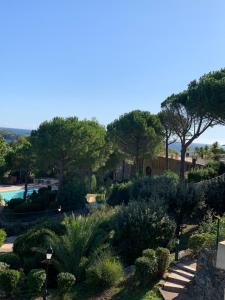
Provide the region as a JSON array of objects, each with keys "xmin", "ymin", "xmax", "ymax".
[{"xmin": 0, "ymin": 188, "xmax": 37, "ymax": 202}]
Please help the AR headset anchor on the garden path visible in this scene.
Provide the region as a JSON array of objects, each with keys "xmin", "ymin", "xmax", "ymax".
[{"xmin": 160, "ymin": 260, "xmax": 196, "ymax": 300}]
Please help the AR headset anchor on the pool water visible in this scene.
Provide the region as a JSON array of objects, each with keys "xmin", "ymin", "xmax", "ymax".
[{"xmin": 0, "ymin": 188, "xmax": 37, "ymax": 202}]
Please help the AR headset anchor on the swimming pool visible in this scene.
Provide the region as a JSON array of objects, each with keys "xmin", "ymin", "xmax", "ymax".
[{"xmin": 0, "ymin": 188, "xmax": 37, "ymax": 202}]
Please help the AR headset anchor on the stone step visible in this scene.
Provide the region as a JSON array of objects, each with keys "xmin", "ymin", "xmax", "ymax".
[
  {"xmin": 168, "ymin": 272, "xmax": 192, "ymax": 284},
  {"xmin": 175, "ymin": 262, "xmax": 196, "ymax": 275},
  {"xmin": 171, "ymin": 268, "xmax": 195, "ymax": 280},
  {"xmin": 163, "ymin": 279, "xmax": 187, "ymax": 293}
]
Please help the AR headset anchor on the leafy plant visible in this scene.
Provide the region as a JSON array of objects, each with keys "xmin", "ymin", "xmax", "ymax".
[
  {"xmin": 27, "ymin": 269, "xmax": 46, "ymax": 295},
  {"xmin": 0, "ymin": 229, "xmax": 6, "ymax": 247},
  {"xmin": 86, "ymin": 251, "xmax": 123, "ymax": 289},
  {"xmin": 135, "ymin": 255, "xmax": 158, "ymax": 284},
  {"xmin": 57, "ymin": 272, "xmax": 76, "ymax": 295},
  {"xmin": 155, "ymin": 247, "xmax": 170, "ymax": 277},
  {"xmin": 0, "ymin": 253, "xmax": 21, "ymax": 269},
  {"xmin": 113, "ymin": 202, "xmax": 175, "ymax": 264},
  {"xmin": 0, "ymin": 269, "xmax": 21, "ymax": 296}
]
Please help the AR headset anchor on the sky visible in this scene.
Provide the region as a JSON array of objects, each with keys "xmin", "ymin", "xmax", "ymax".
[{"xmin": 0, "ymin": 0, "xmax": 225, "ymax": 144}]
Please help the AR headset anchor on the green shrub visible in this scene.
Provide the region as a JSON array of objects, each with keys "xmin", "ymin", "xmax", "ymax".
[
  {"xmin": 156, "ymin": 247, "xmax": 170, "ymax": 277},
  {"xmin": 27, "ymin": 269, "xmax": 46, "ymax": 295},
  {"xmin": 142, "ymin": 249, "xmax": 157, "ymax": 260},
  {"xmin": 131, "ymin": 175, "xmax": 177, "ymax": 203},
  {"xmin": 113, "ymin": 202, "xmax": 175, "ymax": 263},
  {"xmin": 13, "ymin": 228, "xmax": 56, "ymax": 272},
  {"xmin": 86, "ymin": 253, "xmax": 123, "ymax": 289},
  {"xmin": 0, "ymin": 253, "xmax": 21, "ymax": 269},
  {"xmin": 0, "ymin": 228, "xmax": 6, "ymax": 247},
  {"xmin": 107, "ymin": 182, "xmax": 132, "ymax": 206},
  {"xmin": 135, "ymin": 255, "xmax": 158, "ymax": 284},
  {"xmin": 0, "ymin": 262, "xmax": 9, "ymax": 272},
  {"xmin": 0, "ymin": 269, "xmax": 21, "ymax": 296},
  {"xmin": 57, "ymin": 272, "xmax": 76, "ymax": 294},
  {"xmin": 189, "ymin": 233, "xmax": 214, "ymax": 256},
  {"xmin": 58, "ymin": 179, "xmax": 87, "ymax": 210}
]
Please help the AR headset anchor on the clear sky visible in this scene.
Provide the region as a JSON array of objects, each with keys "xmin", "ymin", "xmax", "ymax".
[{"xmin": 0, "ymin": 0, "xmax": 224, "ymax": 144}]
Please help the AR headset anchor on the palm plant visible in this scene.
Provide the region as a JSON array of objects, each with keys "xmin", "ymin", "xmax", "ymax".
[{"xmin": 48, "ymin": 208, "xmax": 115, "ymax": 276}]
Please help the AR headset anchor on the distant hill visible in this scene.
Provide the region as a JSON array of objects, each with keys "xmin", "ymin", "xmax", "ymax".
[
  {"xmin": 169, "ymin": 142, "xmax": 225, "ymax": 153},
  {"xmin": 0, "ymin": 127, "xmax": 31, "ymax": 142}
]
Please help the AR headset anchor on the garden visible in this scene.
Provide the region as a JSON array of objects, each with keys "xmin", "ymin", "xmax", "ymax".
[{"xmin": 0, "ymin": 69, "xmax": 225, "ymax": 299}]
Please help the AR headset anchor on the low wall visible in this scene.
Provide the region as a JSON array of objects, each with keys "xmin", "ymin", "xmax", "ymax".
[{"xmin": 187, "ymin": 248, "xmax": 225, "ymax": 300}]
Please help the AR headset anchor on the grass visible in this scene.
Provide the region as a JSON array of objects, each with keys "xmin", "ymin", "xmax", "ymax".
[{"xmin": 42, "ymin": 278, "xmax": 163, "ymax": 300}]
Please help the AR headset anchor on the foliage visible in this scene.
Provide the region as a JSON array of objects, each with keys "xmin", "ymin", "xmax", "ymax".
[
  {"xmin": 27, "ymin": 269, "xmax": 46, "ymax": 295},
  {"xmin": 58, "ymin": 179, "xmax": 87, "ymax": 210},
  {"xmin": 107, "ymin": 181, "xmax": 132, "ymax": 206},
  {"xmin": 187, "ymin": 167, "xmax": 217, "ymax": 183},
  {"xmin": 31, "ymin": 117, "xmax": 108, "ymax": 187},
  {"xmin": 135, "ymin": 255, "xmax": 158, "ymax": 284},
  {"xmin": 161, "ymin": 74, "xmax": 222, "ymax": 181},
  {"xmin": 0, "ymin": 136, "xmax": 9, "ymax": 169},
  {"xmin": 0, "ymin": 269, "xmax": 21, "ymax": 296},
  {"xmin": 57, "ymin": 272, "xmax": 76, "ymax": 294},
  {"xmin": 113, "ymin": 202, "xmax": 175, "ymax": 264},
  {"xmin": 189, "ymin": 233, "xmax": 215, "ymax": 256},
  {"xmin": 13, "ymin": 227, "xmax": 57, "ymax": 271},
  {"xmin": 8, "ymin": 187, "xmax": 58, "ymax": 213},
  {"xmin": 107, "ymin": 110, "xmax": 163, "ymax": 175},
  {"xmin": 49, "ymin": 208, "xmax": 115, "ymax": 277},
  {"xmin": 204, "ymin": 178, "xmax": 225, "ymax": 214},
  {"xmin": 86, "ymin": 251, "xmax": 123, "ymax": 290},
  {"xmin": 155, "ymin": 247, "xmax": 170, "ymax": 277},
  {"xmin": 0, "ymin": 253, "xmax": 21, "ymax": 269},
  {"xmin": 0, "ymin": 262, "xmax": 9, "ymax": 272},
  {"xmin": 131, "ymin": 175, "xmax": 177, "ymax": 205},
  {"xmin": 0, "ymin": 228, "xmax": 6, "ymax": 247}
]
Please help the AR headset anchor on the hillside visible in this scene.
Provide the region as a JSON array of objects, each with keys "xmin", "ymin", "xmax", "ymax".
[{"xmin": 0, "ymin": 127, "xmax": 31, "ymax": 142}]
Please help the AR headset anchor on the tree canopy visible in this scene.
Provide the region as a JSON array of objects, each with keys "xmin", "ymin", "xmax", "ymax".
[
  {"xmin": 30, "ymin": 117, "xmax": 108, "ymax": 188},
  {"xmin": 107, "ymin": 110, "xmax": 163, "ymax": 175}
]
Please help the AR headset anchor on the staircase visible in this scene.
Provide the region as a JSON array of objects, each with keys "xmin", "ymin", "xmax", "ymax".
[{"xmin": 160, "ymin": 261, "xmax": 196, "ymax": 300}]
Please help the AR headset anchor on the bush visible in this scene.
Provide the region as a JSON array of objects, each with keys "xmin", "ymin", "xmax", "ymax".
[
  {"xmin": 13, "ymin": 227, "xmax": 56, "ymax": 272},
  {"xmin": 0, "ymin": 253, "xmax": 21, "ymax": 269},
  {"xmin": 27, "ymin": 269, "xmax": 46, "ymax": 295},
  {"xmin": 135, "ymin": 255, "xmax": 158, "ymax": 284},
  {"xmin": 57, "ymin": 272, "xmax": 76, "ymax": 294},
  {"xmin": 205, "ymin": 179, "xmax": 225, "ymax": 214},
  {"xmin": 189, "ymin": 233, "xmax": 214, "ymax": 256},
  {"xmin": 0, "ymin": 229, "xmax": 6, "ymax": 247},
  {"xmin": 156, "ymin": 247, "xmax": 170, "ymax": 277},
  {"xmin": 131, "ymin": 175, "xmax": 177, "ymax": 203},
  {"xmin": 107, "ymin": 182, "xmax": 132, "ymax": 206},
  {"xmin": 113, "ymin": 202, "xmax": 175, "ymax": 264},
  {"xmin": 142, "ymin": 249, "xmax": 157, "ymax": 260},
  {"xmin": 0, "ymin": 262, "xmax": 9, "ymax": 272},
  {"xmin": 0, "ymin": 269, "xmax": 21, "ymax": 296},
  {"xmin": 58, "ymin": 179, "xmax": 87, "ymax": 210},
  {"xmin": 86, "ymin": 253, "xmax": 123, "ymax": 289}
]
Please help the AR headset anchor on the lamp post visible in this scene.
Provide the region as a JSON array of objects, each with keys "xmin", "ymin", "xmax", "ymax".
[{"xmin": 43, "ymin": 246, "xmax": 53, "ymax": 300}]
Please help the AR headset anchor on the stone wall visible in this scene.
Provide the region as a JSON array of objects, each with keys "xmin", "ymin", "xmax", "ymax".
[{"xmin": 187, "ymin": 248, "xmax": 225, "ymax": 300}]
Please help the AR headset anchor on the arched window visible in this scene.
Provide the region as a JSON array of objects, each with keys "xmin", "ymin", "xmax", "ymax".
[{"xmin": 146, "ymin": 166, "xmax": 152, "ymax": 176}]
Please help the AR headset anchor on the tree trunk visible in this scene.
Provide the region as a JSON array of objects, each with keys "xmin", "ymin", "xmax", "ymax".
[
  {"xmin": 165, "ymin": 138, "xmax": 169, "ymax": 170},
  {"xmin": 179, "ymin": 146, "xmax": 186, "ymax": 182},
  {"xmin": 23, "ymin": 174, "xmax": 28, "ymax": 201}
]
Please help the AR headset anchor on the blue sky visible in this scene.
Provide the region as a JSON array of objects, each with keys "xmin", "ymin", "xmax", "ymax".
[{"xmin": 0, "ymin": 0, "xmax": 224, "ymax": 144}]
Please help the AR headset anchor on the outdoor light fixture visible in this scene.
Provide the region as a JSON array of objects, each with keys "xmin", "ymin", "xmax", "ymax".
[
  {"xmin": 46, "ymin": 245, "xmax": 53, "ymax": 260},
  {"xmin": 57, "ymin": 205, "xmax": 62, "ymax": 213},
  {"xmin": 43, "ymin": 246, "xmax": 53, "ymax": 300}
]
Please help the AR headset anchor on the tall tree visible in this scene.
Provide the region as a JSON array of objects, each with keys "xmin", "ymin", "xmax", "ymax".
[
  {"xmin": 161, "ymin": 91, "xmax": 220, "ymax": 181},
  {"xmin": 31, "ymin": 117, "xmax": 108, "ymax": 190},
  {"xmin": 161, "ymin": 69, "xmax": 225, "ymax": 181},
  {"xmin": 107, "ymin": 110, "xmax": 163, "ymax": 176},
  {"xmin": 158, "ymin": 111, "xmax": 177, "ymax": 170},
  {"xmin": 6, "ymin": 137, "xmax": 34, "ymax": 199}
]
